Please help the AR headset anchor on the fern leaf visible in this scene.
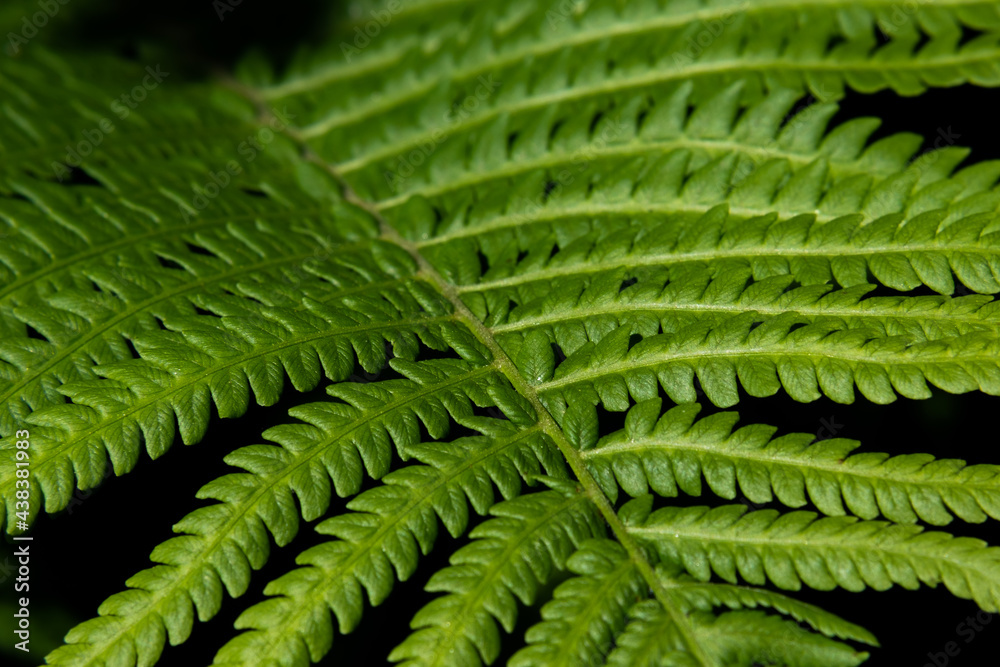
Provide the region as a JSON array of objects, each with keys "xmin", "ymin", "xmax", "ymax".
[
  {"xmin": 692, "ymin": 608, "xmax": 870, "ymax": 667},
  {"xmin": 269, "ymin": 0, "xmax": 1000, "ymax": 197},
  {"xmin": 373, "ymin": 81, "xmax": 997, "ymax": 223},
  {"xmin": 622, "ymin": 496, "xmax": 1000, "ymax": 611},
  {"xmin": 7, "ymin": 2, "xmax": 1000, "ymax": 665},
  {"xmin": 0, "ymin": 51, "xmax": 264, "ymax": 188},
  {"xmin": 0, "ymin": 285, "xmax": 466, "ymax": 532},
  {"xmin": 0, "ymin": 231, "xmax": 498, "ymax": 532},
  {"xmin": 508, "ymin": 539, "xmax": 655, "ymax": 667},
  {"xmin": 454, "ymin": 208, "xmax": 1000, "ymax": 311},
  {"xmin": 513, "ymin": 538, "xmax": 872, "ymax": 667},
  {"xmin": 0, "ymin": 163, "xmax": 360, "ymax": 423},
  {"xmin": 210, "ymin": 424, "xmax": 563, "ymax": 667},
  {"xmin": 585, "ymin": 399, "xmax": 1000, "ymax": 525},
  {"xmin": 658, "ymin": 566, "xmax": 879, "ymax": 646},
  {"xmin": 537, "ymin": 314, "xmax": 1000, "ymax": 411},
  {"xmin": 603, "ymin": 600, "xmax": 701, "ymax": 667},
  {"xmin": 45, "ymin": 359, "xmax": 513, "ymax": 666},
  {"xmin": 495, "ymin": 271, "xmax": 1000, "ymax": 357},
  {"xmin": 376, "ymin": 88, "xmax": 999, "ymax": 262},
  {"xmin": 606, "ymin": 603, "xmax": 868, "ymax": 667},
  {"xmin": 389, "ymin": 486, "xmax": 604, "ymax": 667}
]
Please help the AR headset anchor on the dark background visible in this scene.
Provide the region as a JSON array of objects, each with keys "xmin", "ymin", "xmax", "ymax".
[{"xmin": 3, "ymin": 3, "xmax": 1000, "ymax": 666}]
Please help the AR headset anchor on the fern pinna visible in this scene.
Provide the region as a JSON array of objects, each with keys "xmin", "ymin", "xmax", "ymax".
[{"xmin": 3, "ymin": 1, "xmax": 1000, "ymax": 665}]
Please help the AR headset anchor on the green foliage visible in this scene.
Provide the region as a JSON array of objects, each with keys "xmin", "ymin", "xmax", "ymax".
[
  {"xmin": 622, "ymin": 495, "xmax": 1000, "ymax": 609},
  {"xmin": 3, "ymin": 0, "xmax": 1000, "ymax": 665},
  {"xmin": 586, "ymin": 400, "xmax": 1000, "ymax": 525}
]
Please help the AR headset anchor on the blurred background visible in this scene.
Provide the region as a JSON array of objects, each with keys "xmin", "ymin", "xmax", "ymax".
[{"xmin": 1, "ymin": 2, "xmax": 998, "ymax": 665}]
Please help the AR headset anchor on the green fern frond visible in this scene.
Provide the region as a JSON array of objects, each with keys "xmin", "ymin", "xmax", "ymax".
[
  {"xmin": 4, "ymin": 1, "xmax": 1000, "ymax": 665},
  {"xmin": 0, "ymin": 161, "xmax": 352, "ymax": 423},
  {"xmin": 453, "ymin": 208, "xmax": 1000, "ymax": 307},
  {"xmin": 0, "ymin": 52, "xmax": 261, "ymax": 188},
  {"xmin": 586, "ymin": 399, "xmax": 1000, "ymax": 525},
  {"xmin": 512, "ymin": 538, "xmax": 870, "ymax": 667},
  {"xmin": 45, "ymin": 359, "xmax": 529, "ymax": 666},
  {"xmin": 271, "ymin": 0, "xmax": 1000, "ymax": 189},
  {"xmin": 538, "ymin": 314, "xmax": 1000, "ymax": 411},
  {"xmin": 602, "ymin": 600, "xmax": 701, "ymax": 667},
  {"xmin": 0, "ymin": 237, "xmax": 472, "ymax": 530},
  {"xmin": 609, "ymin": 604, "xmax": 869, "ymax": 667},
  {"xmin": 657, "ymin": 566, "xmax": 879, "ymax": 645},
  {"xmin": 371, "ymin": 81, "xmax": 998, "ymax": 220},
  {"xmin": 390, "ymin": 486, "xmax": 604, "ymax": 667},
  {"xmin": 210, "ymin": 424, "xmax": 564, "ymax": 667},
  {"xmin": 622, "ymin": 496, "xmax": 1000, "ymax": 609},
  {"xmin": 496, "ymin": 270, "xmax": 1000, "ymax": 355},
  {"xmin": 508, "ymin": 539, "xmax": 652, "ymax": 667}
]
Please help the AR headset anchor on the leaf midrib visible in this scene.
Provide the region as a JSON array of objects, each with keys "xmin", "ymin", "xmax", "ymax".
[
  {"xmin": 628, "ymin": 519, "xmax": 996, "ymax": 573},
  {"xmin": 0, "ymin": 239, "xmax": 372, "ymax": 415},
  {"xmin": 493, "ymin": 298, "xmax": 1000, "ymax": 338},
  {"xmin": 288, "ymin": 0, "xmax": 991, "ymax": 148},
  {"xmin": 326, "ymin": 49, "xmax": 999, "ymax": 173},
  {"xmin": 0, "ymin": 205, "xmax": 331, "ymax": 308},
  {"xmin": 537, "ymin": 340, "xmax": 998, "ymax": 394},
  {"xmin": 459, "ymin": 234, "xmax": 1000, "ymax": 294},
  {"xmin": 584, "ymin": 435, "xmax": 1000, "ymax": 514},
  {"xmin": 7, "ymin": 312, "xmax": 454, "ymax": 496},
  {"xmin": 265, "ymin": 0, "xmax": 986, "ymax": 99},
  {"xmin": 313, "ymin": 155, "xmax": 722, "ymax": 665}
]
